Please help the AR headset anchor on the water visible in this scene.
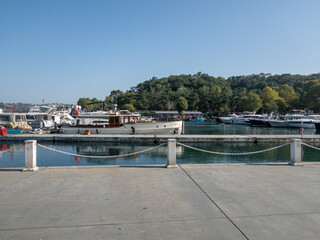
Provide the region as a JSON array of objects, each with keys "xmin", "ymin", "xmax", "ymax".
[
  {"xmin": 0, "ymin": 122, "xmax": 319, "ymax": 167},
  {"xmin": 184, "ymin": 121, "xmax": 319, "ymax": 135}
]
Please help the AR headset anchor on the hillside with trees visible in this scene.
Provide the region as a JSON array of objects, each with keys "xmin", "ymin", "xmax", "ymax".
[{"xmin": 77, "ymin": 72, "xmax": 320, "ymax": 116}]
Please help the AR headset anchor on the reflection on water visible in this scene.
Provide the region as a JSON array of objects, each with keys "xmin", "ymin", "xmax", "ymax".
[
  {"xmin": 0, "ymin": 141, "xmax": 319, "ymax": 168},
  {"xmin": 184, "ymin": 121, "xmax": 319, "ymax": 135}
]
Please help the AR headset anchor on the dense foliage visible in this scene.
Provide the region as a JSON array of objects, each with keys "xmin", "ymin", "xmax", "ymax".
[{"xmin": 78, "ymin": 72, "xmax": 320, "ymax": 116}]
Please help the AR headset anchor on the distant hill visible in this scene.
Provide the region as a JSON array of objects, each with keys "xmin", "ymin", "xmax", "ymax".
[{"xmin": 78, "ymin": 72, "xmax": 320, "ymax": 116}]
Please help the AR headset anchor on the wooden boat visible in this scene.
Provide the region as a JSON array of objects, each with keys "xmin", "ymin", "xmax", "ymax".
[{"xmin": 61, "ymin": 111, "xmax": 183, "ymax": 135}]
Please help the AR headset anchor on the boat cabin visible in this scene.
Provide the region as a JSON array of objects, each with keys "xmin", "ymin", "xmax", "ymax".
[
  {"xmin": 75, "ymin": 113, "xmax": 140, "ymax": 128},
  {"xmin": 0, "ymin": 113, "xmax": 32, "ymax": 130}
]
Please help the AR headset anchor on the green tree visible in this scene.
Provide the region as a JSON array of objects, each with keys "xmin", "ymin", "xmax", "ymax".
[
  {"xmin": 237, "ymin": 92, "xmax": 262, "ymax": 112},
  {"xmin": 122, "ymin": 103, "xmax": 136, "ymax": 112},
  {"xmin": 77, "ymin": 98, "xmax": 93, "ymax": 111},
  {"xmin": 176, "ymin": 97, "xmax": 188, "ymax": 115},
  {"xmin": 302, "ymin": 79, "xmax": 320, "ymax": 111},
  {"xmin": 260, "ymin": 87, "xmax": 283, "ymax": 113},
  {"xmin": 276, "ymin": 84, "xmax": 299, "ymax": 109}
]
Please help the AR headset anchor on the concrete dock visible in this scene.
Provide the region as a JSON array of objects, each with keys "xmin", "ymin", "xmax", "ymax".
[
  {"xmin": 1, "ymin": 133, "xmax": 320, "ymax": 143},
  {"xmin": 1, "ymin": 163, "xmax": 320, "ymax": 239}
]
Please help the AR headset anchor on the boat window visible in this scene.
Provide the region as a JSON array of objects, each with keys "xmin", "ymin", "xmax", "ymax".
[
  {"xmin": 15, "ymin": 115, "xmax": 23, "ymax": 122},
  {"xmin": 26, "ymin": 115, "xmax": 35, "ymax": 120},
  {"xmin": 0, "ymin": 116, "xmax": 10, "ymax": 121}
]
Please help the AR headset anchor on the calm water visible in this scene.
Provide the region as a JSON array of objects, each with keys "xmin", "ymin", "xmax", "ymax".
[
  {"xmin": 184, "ymin": 121, "xmax": 319, "ymax": 135},
  {"xmin": 0, "ymin": 122, "xmax": 319, "ymax": 167}
]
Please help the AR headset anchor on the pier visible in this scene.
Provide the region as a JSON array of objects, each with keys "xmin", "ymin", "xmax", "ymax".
[
  {"xmin": 1, "ymin": 133, "xmax": 320, "ymax": 143},
  {"xmin": 1, "ymin": 163, "xmax": 320, "ymax": 239}
]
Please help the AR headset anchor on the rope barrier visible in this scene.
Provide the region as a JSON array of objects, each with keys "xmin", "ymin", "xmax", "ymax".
[
  {"xmin": 177, "ymin": 142, "xmax": 290, "ymax": 156},
  {"xmin": 37, "ymin": 143, "xmax": 166, "ymax": 159},
  {"xmin": 301, "ymin": 142, "xmax": 320, "ymax": 151},
  {"xmin": 0, "ymin": 147, "xmax": 13, "ymax": 154}
]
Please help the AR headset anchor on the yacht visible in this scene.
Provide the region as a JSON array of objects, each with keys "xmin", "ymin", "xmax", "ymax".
[
  {"xmin": 269, "ymin": 116, "xmax": 289, "ymax": 128},
  {"xmin": 285, "ymin": 117, "xmax": 317, "ymax": 129},
  {"xmin": 217, "ymin": 114, "xmax": 238, "ymax": 124},
  {"xmin": 26, "ymin": 113, "xmax": 55, "ymax": 129},
  {"xmin": 231, "ymin": 113, "xmax": 261, "ymax": 125},
  {"xmin": 248, "ymin": 115, "xmax": 272, "ymax": 127}
]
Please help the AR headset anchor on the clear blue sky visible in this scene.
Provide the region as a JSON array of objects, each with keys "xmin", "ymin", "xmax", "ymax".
[{"xmin": 1, "ymin": 0, "xmax": 320, "ymax": 104}]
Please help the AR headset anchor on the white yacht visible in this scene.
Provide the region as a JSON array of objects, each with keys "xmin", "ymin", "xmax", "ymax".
[
  {"xmin": 231, "ymin": 113, "xmax": 261, "ymax": 125},
  {"xmin": 269, "ymin": 116, "xmax": 289, "ymax": 128},
  {"xmin": 218, "ymin": 114, "xmax": 238, "ymax": 124},
  {"xmin": 26, "ymin": 113, "xmax": 55, "ymax": 129},
  {"xmin": 285, "ymin": 116, "xmax": 319, "ymax": 129}
]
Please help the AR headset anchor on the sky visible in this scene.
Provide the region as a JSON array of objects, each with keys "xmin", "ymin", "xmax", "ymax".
[{"xmin": 1, "ymin": 0, "xmax": 320, "ymax": 104}]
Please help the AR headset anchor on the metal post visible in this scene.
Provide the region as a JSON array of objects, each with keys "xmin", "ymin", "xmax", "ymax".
[
  {"xmin": 289, "ymin": 139, "xmax": 303, "ymax": 166},
  {"xmin": 24, "ymin": 140, "xmax": 39, "ymax": 171},
  {"xmin": 167, "ymin": 139, "xmax": 177, "ymax": 168}
]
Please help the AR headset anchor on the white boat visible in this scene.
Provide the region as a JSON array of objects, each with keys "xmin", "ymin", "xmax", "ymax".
[
  {"xmin": 269, "ymin": 117, "xmax": 288, "ymax": 128},
  {"xmin": 218, "ymin": 114, "xmax": 238, "ymax": 124},
  {"xmin": 61, "ymin": 111, "xmax": 183, "ymax": 135},
  {"xmin": 285, "ymin": 118, "xmax": 316, "ymax": 129},
  {"xmin": 26, "ymin": 113, "xmax": 55, "ymax": 129},
  {"xmin": 50, "ymin": 109, "xmax": 74, "ymax": 126},
  {"xmin": 232, "ymin": 113, "xmax": 261, "ymax": 125}
]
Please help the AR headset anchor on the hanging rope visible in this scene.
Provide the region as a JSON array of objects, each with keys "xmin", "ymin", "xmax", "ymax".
[
  {"xmin": 301, "ymin": 142, "xmax": 320, "ymax": 151},
  {"xmin": 177, "ymin": 142, "xmax": 290, "ymax": 156},
  {"xmin": 37, "ymin": 143, "xmax": 166, "ymax": 159}
]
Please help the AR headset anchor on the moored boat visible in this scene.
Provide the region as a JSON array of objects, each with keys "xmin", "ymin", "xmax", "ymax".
[
  {"xmin": 61, "ymin": 111, "xmax": 183, "ymax": 135},
  {"xmin": 0, "ymin": 113, "xmax": 32, "ymax": 133},
  {"xmin": 285, "ymin": 118, "xmax": 316, "ymax": 129}
]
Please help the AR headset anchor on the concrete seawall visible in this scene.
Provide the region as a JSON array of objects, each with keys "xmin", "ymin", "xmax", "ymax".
[{"xmin": 1, "ymin": 134, "xmax": 320, "ymax": 143}]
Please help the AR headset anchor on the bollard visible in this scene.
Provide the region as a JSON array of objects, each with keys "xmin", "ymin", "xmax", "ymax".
[
  {"xmin": 167, "ymin": 139, "xmax": 177, "ymax": 168},
  {"xmin": 24, "ymin": 140, "xmax": 39, "ymax": 171},
  {"xmin": 289, "ymin": 139, "xmax": 303, "ymax": 166}
]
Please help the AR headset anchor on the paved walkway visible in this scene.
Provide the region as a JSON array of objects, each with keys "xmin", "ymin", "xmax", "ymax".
[{"xmin": 0, "ymin": 163, "xmax": 319, "ymax": 239}]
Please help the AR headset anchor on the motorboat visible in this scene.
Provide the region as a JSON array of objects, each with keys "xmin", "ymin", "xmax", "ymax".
[
  {"xmin": 61, "ymin": 110, "xmax": 183, "ymax": 135},
  {"xmin": 217, "ymin": 114, "xmax": 238, "ymax": 124},
  {"xmin": 269, "ymin": 116, "xmax": 289, "ymax": 128},
  {"xmin": 248, "ymin": 115, "xmax": 272, "ymax": 127},
  {"xmin": 285, "ymin": 118, "xmax": 316, "ymax": 129},
  {"xmin": 26, "ymin": 113, "xmax": 55, "ymax": 129},
  {"xmin": 0, "ymin": 113, "xmax": 32, "ymax": 133},
  {"xmin": 231, "ymin": 113, "xmax": 261, "ymax": 125}
]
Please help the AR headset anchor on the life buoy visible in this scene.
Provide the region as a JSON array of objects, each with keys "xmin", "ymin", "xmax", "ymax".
[{"xmin": 299, "ymin": 128, "xmax": 304, "ymax": 134}]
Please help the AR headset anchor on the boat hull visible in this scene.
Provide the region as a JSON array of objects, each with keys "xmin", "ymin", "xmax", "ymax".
[
  {"xmin": 61, "ymin": 121, "xmax": 183, "ymax": 135},
  {"xmin": 286, "ymin": 120, "xmax": 315, "ymax": 129},
  {"xmin": 269, "ymin": 120, "xmax": 288, "ymax": 128}
]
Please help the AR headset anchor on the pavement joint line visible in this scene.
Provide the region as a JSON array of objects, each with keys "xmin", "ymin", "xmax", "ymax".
[
  {"xmin": 230, "ymin": 211, "xmax": 320, "ymax": 219},
  {"xmin": 179, "ymin": 164, "xmax": 250, "ymax": 240},
  {"xmin": 0, "ymin": 217, "xmax": 227, "ymax": 232}
]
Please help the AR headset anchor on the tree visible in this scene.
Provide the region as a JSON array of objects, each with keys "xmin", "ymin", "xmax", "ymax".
[
  {"xmin": 260, "ymin": 87, "xmax": 283, "ymax": 113},
  {"xmin": 237, "ymin": 92, "xmax": 262, "ymax": 112},
  {"xmin": 302, "ymin": 79, "xmax": 320, "ymax": 111},
  {"xmin": 122, "ymin": 103, "xmax": 136, "ymax": 112},
  {"xmin": 276, "ymin": 84, "xmax": 299, "ymax": 109},
  {"xmin": 77, "ymin": 98, "xmax": 93, "ymax": 111},
  {"xmin": 176, "ymin": 97, "xmax": 188, "ymax": 115}
]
